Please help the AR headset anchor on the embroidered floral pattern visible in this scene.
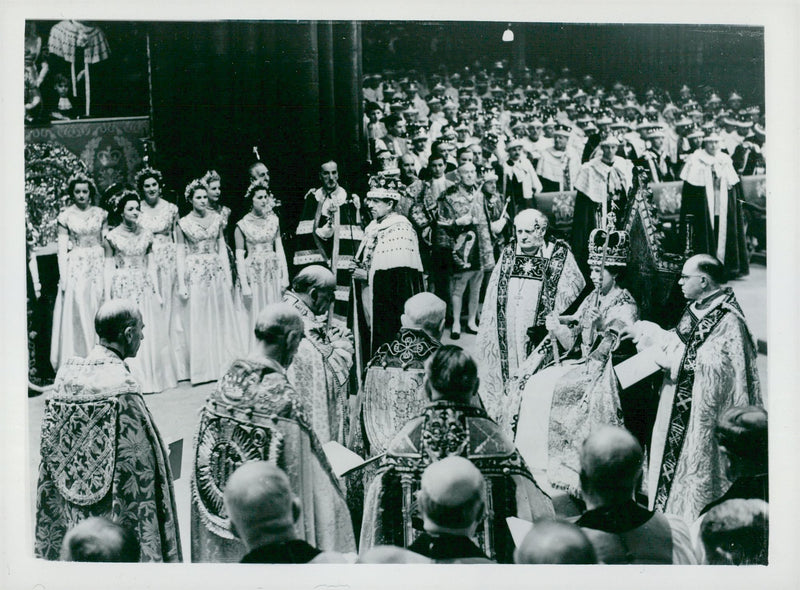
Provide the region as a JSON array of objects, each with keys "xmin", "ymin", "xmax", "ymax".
[
  {"xmin": 107, "ymin": 227, "xmax": 156, "ymax": 304},
  {"xmin": 35, "ymin": 347, "xmax": 182, "ymax": 562},
  {"xmin": 179, "ymin": 214, "xmax": 225, "ymax": 287},
  {"xmin": 193, "ymin": 410, "xmax": 284, "ymax": 538},
  {"xmin": 372, "ymin": 328, "xmax": 440, "ymax": 368},
  {"xmin": 364, "ymin": 402, "xmax": 554, "ymax": 563},
  {"xmin": 139, "ymin": 199, "xmax": 178, "ymax": 279},
  {"xmin": 58, "ymin": 206, "xmax": 107, "ymax": 285},
  {"xmin": 238, "ymin": 213, "xmax": 281, "ymax": 287},
  {"xmin": 190, "ymin": 359, "xmax": 355, "ymax": 561},
  {"xmin": 40, "ymin": 398, "xmax": 118, "ymax": 505}
]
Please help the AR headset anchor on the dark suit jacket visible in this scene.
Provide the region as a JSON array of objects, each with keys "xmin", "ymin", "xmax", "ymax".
[
  {"xmin": 240, "ymin": 539, "xmax": 321, "ymax": 564},
  {"xmin": 408, "ymin": 532, "xmax": 494, "ymax": 564}
]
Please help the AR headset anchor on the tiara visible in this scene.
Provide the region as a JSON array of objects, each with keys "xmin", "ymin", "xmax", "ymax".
[
  {"xmin": 109, "ymin": 188, "xmax": 140, "ymax": 215},
  {"xmin": 202, "ymin": 169, "xmax": 221, "ymax": 185},
  {"xmin": 66, "ymin": 171, "xmax": 98, "ymax": 197},
  {"xmin": 184, "ymin": 178, "xmax": 208, "ymax": 202},
  {"xmin": 244, "ymin": 180, "xmax": 274, "ymax": 201},
  {"xmin": 66, "ymin": 170, "xmax": 94, "ymax": 187},
  {"xmin": 135, "ymin": 166, "xmax": 163, "ymax": 190}
]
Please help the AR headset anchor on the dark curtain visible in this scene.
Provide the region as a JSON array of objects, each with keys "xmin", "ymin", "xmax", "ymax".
[{"xmin": 148, "ymin": 21, "xmax": 363, "ymax": 242}]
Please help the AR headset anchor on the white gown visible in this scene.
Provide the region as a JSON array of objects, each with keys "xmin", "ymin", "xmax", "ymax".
[
  {"xmin": 176, "ymin": 213, "xmax": 245, "ymax": 384},
  {"xmin": 50, "ymin": 205, "xmax": 107, "ymax": 370},
  {"xmin": 106, "ymin": 226, "xmax": 177, "ymax": 394}
]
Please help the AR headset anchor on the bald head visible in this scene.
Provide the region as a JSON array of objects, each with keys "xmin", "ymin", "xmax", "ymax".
[
  {"xmin": 223, "ymin": 461, "xmax": 299, "ymax": 550},
  {"xmin": 514, "ymin": 208, "xmax": 548, "ymax": 230},
  {"xmin": 579, "ymin": 426, "xmax": 643, "ymax": 505},
  {"xmin": 514, "ymin": 521, "xmax": 597, "ymax": 564},
  {"xmin": 291, "ymin": 265, "xmax": 336, "ymax": 315},
  {"xmin": 61, "ymin": 516, "xmax": 140, "ymax": 562},
  {"xmin": 685, "ymin": 254, "xmax": 725, "ymax": 286},
  {"xmin": 419, "ymin": 457, "xmax": 486, "ymax": 533},
  {"xmin": 253, "ymin": 303, "xmax": 305, "ymax": 366},
  {"xmin": 293, "ymin": 265, "xmax": 336, "ymax": 290},
  {"xmin": 514, "ymin": 209, "xmax": 548, "ymax": 253},
  {"xmin": 357, "ymin": 546, "xmax": 432, "ymax": 564},
  {"xmin": 401, "ymin": 292, "xmax": 447, "ymax": 339}
]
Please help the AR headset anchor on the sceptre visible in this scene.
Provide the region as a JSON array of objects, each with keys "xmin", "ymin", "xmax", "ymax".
[
  {"xmin": 549, "ymin": 314, "xmax": 562, "ymax": 367},
  {"xmin": 586, "ymin": 212, "xmax": 615, "ymax": 347}
]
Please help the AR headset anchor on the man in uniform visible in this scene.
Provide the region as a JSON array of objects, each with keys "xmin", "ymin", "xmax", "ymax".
[
  {"xmin": 397, "ymin": 153, "xmax": 425, "ymax": 217},
  {"xmin": 419, "ymin": 152, "xmax": 454, "ymax": 301},
  {"xmin": 377, "ymin": 113, "xmax": 409, "ymax": 158},
  {"xmin": 435, "ymin": 162, "xmax": 495, "ymax": 338},
  {"xmin": 408, "ymin": 127, "xmax": 431, "ymax": 174},
  {"xmin": 637, "ymin": 126, "xmax": 674, "ymax": 183},
  {"xmin": 293, "ymin": 161, "xmax": 363, "ymax": 323}
]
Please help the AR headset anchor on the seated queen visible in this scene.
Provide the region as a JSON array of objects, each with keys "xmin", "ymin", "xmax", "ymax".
[{"xmin": 509, "ymin": 216, "xmax": 641, "ymax": 498}]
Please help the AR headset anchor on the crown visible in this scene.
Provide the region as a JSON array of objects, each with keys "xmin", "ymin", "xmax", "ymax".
[
  {"xmin": 96, "ymin": 146, "xmax": 122, "ymax": 168},
  {"xmin": 588, "ymin": 226, "xmax": 629, "ymax": 268},
  {"xmin": 366, "ymin": 175, "xmax": 401, "ymax": 201}
]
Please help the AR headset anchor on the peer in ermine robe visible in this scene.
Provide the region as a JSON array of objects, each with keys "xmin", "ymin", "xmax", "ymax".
[
  {"xmin": 679, "ymin": 135, "xmax": 749, "ymax": 280},
  {"xmin": 352, "ymin": 180, "xmax": 424, "ymax": 365},
  {"xmin": 571, "ymin": 136, "xmax": 633, "ymax": 279}
]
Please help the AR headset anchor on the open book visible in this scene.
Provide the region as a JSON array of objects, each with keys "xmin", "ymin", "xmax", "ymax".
[
  {"xmin": 613, "ymin": 346, "xmax": 662, "ymax": 389},
  {"xmin": 322, "ymin": 441, "xmax": 384, "ymax": 478},
  {"xmin": 506, "ymin": 517, "xmax": 534, "ymax": 548}
]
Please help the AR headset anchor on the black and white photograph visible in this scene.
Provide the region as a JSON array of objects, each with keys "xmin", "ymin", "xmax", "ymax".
[{"xmin": 3, "ymin": 2, "xmax": 798, "ymax": 588}]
